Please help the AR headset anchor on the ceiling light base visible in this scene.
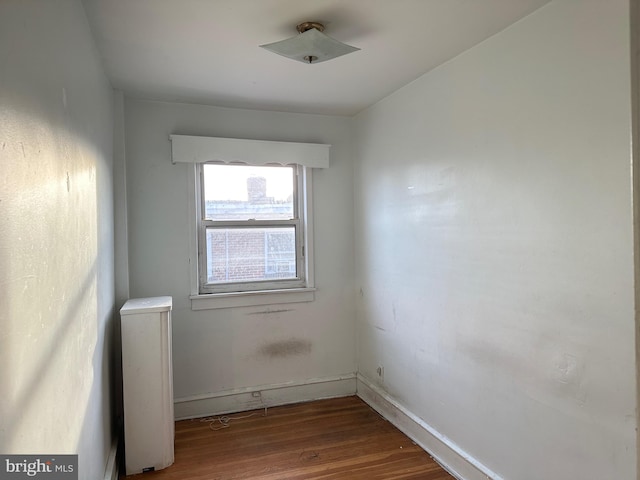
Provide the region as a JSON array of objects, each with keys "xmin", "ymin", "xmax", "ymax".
[{"xmin": 297, "ymin": 22, "xmax": 325, "ymax": 33}]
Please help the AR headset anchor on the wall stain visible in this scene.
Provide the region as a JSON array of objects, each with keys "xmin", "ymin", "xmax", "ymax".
[{"xmin": 260, "ymin": 338, "xmax": 312, "ymax": 358}]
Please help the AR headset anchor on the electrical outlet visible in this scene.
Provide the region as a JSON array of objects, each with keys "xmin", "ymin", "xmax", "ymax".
[
  {"xmin": 251, "ymin": 391, "xmax": 262, "ymax": 398},
  {"xmin": 376, "ymin": 365, "xmax": 384, "ymax": 381}
]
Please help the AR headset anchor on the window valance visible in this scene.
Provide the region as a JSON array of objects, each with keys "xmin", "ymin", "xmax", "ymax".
[{"xmin": 170, "ymin": 134, "xmax": 330, "ymax": 168}]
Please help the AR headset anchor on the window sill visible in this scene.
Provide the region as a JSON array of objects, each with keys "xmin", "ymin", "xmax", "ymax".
[{"xmin": 190, "ymin": 287, "xmax": 316, "ymax": 310}]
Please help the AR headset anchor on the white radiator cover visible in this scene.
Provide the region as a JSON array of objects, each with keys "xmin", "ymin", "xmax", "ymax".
[{"xmin": 120, "ymin": 296, "xmax": 174, "ymax": 475}]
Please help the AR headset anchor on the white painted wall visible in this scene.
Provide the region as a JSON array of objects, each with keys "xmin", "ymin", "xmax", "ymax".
[
  {"xmin": 123, "ymin": 99, "xmax": 356, "ymax": 413},
  {"xmin": 353, "ymin": 1, "xmax": 636, "ymax": 479},
  {"xmin": 0, "ymin": 1, "xmax": 115, "ymax": 479}
]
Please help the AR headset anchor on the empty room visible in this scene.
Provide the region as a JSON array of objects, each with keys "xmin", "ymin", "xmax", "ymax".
[{"xmin": 1, "ymin": 1, "xmax": 638, "ymax": 479}]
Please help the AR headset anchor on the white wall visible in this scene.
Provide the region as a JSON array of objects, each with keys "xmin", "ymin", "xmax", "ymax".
[
  {"xmin": 0, "ymin": 1, "xmax": 115, "ymax": 479},
  {"xmin": 353, "ymin": 1, "xmax": 636, "ymax": 479},
  {"xmin": 123, "ymin": 99, "xmax": 356, "ymax": 415}
]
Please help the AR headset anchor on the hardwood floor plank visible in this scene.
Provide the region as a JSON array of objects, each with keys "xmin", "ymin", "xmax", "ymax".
[{"xmin": 130, "ymin": 396, "xmax": 454, "ymax": 480}]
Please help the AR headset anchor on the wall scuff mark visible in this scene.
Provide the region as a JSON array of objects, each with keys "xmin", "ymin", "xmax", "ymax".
[{"xmin": 246, "ymin": 309, "xmax": 294, "ymax": 316}]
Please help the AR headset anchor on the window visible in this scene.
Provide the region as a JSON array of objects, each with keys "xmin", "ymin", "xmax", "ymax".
[
  {"xmin": 171, "ymin": 134, "xmax": 327, "ymax": 310},
  {"xmin": 197, "ymin": 163, "xmax": 306, "ymax": 294}
]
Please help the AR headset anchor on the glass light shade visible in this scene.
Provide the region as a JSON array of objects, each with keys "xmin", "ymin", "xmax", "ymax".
[{"xmin": 260, "ymin": 28, "xmax": 360, "ymax": 64}]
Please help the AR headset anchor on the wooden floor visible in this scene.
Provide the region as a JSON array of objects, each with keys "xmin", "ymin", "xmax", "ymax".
[{"xmin": 133, "ymin": 396, "xmax": 455, "ymax": 480}]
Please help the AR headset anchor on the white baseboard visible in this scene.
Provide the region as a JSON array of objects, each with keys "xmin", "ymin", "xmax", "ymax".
[
  {"xmin": 174, "ymin": 374, "xmax": 357, "ymax": 420},
  {"xmin": 103, "ymin": 438, "xmax": 119, "ymax": 480},
  {"xmin": 357, "ymin": 374, "xmax": 502, "ymax": 480}
]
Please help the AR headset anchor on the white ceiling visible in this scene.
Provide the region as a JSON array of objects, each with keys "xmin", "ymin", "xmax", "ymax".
[{"xmin": 82, "ymin": 0, "xmax": 550, "ymax": 116}]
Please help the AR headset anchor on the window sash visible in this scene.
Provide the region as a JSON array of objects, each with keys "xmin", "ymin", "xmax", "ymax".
[
  {"xmin": 200, "ymin": 163, "xmax": 298, "ymax": 222},
  {"xmin": 198, "ymin": 223, "xmax": 304, "ymax": 293}
]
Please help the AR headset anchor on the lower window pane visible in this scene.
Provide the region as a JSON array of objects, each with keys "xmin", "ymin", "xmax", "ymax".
[{"xmin": 206, "ymin": 227, "xmax": 296, "ymax": 284}]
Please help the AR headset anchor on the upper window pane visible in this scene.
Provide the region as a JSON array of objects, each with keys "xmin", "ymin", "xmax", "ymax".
[{"xmin": 203, "ymin": 164, "xmax": 294, "ymax": 221}]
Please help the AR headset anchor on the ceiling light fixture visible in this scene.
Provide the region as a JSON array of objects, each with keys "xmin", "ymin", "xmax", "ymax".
[{"xmin": 260, "ymin": 21, "xmax": 360, "ymax": 64}]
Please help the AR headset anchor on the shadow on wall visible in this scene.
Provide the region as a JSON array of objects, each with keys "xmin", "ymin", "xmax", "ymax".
[
  {"xmin": 0, "ymin": 102, "xmax": 114, "ymax": 475},
  {"xmin": 1, "ymin": 260, "xmax": 98, "ymax": 447}
]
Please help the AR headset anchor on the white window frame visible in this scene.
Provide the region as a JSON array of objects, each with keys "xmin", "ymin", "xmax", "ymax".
[{"xmin": 187, "ymin": 163, "xmax": 315, "ymax": 310}]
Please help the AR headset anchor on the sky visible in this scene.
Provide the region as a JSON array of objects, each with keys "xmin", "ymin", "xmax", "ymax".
[{"xmin": 203, "ymin": 164, "xmax": 294, "ymax": 201}]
